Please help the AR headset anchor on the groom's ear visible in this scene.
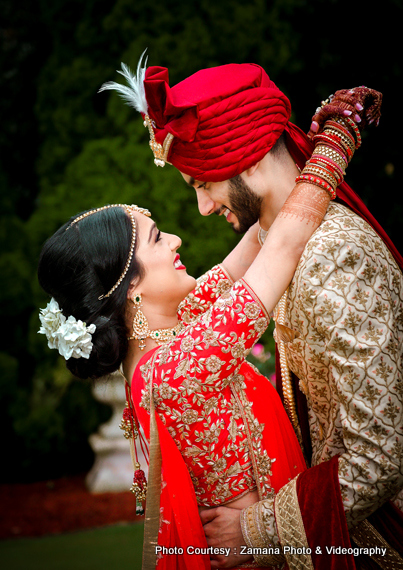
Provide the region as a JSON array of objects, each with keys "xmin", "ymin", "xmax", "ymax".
[{"xmin": 243, "ymin": 161, "xmax": 260, "ymax": 177}]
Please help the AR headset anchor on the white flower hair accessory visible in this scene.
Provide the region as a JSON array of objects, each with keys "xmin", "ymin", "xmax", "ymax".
[{"xmin": 39, "ymin": 298, "xmax": 96, "ymax": 360}]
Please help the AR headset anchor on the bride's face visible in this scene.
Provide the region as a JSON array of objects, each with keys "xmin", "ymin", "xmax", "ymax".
[{"xmin": 133, "ymin": 213, "xmax": 197, "ymax": 309}]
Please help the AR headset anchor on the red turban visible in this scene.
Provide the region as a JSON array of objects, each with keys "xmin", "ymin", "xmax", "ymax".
[{"xmin": 143, "ymin": 63, "xmax": 291, "ymax": 182}]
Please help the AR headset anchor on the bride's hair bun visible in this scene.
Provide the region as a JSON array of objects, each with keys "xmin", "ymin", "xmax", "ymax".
[{"xmin": 38, "ymin": 207, "xmax": 144, "ymax": 379}]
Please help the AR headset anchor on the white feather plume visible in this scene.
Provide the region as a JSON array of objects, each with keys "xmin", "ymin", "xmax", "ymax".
[{"xmin": 99, "ymin": 49, "xmax": 149, "ymax": 115}]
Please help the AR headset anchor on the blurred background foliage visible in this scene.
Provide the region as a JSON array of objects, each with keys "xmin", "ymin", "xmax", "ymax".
[{"xmin": 1, "ymin": 0, "xmax": 401, "ymax": 482}]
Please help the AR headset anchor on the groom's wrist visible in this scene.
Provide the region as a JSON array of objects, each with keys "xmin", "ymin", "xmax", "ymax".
[{"xmin": 240, "ymin": 500, "xmax": 285, "ymax": 568}]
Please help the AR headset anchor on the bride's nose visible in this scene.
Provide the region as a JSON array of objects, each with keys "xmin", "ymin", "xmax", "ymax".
[{"xmin": 169, "ymin": 233, "xmax": 182, "ymax": 250}]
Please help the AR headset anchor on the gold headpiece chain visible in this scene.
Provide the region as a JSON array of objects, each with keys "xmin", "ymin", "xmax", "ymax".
[{"xmin": 67, "ymin": 204, "xmax": 151, "ymax": 300}]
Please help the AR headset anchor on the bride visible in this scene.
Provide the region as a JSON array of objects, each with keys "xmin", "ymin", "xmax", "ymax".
[{"xmin": 37, "ymin": 179, "xmax": 327, "ymax": 569}]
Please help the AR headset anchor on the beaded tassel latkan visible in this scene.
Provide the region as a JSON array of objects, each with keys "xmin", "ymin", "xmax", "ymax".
[{"xmin": 120, "ymin": 386, "xmax": 148, "ymax": 516}]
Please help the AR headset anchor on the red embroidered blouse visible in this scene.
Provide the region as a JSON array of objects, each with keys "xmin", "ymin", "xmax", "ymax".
[{"xmin": 132, "ymin": 265, "xmax": 305, "ymax": 507}]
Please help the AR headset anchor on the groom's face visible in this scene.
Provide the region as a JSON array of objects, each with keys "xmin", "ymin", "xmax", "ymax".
[{"xmin": 181, "ymin": 172, "xmax": 263, "ymax": 234}]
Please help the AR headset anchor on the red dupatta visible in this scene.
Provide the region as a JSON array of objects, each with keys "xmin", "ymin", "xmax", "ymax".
[{"xmin": 132, "ymin": 348, "xmax": 210, "ymax": 570}]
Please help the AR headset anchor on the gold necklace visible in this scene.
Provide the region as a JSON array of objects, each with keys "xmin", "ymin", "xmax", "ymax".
[
  {"xmin": 128, "ymin": 322, "xmax": 184, "ymax": 350},
  {"xmin": 128, "ymin": 294, "xmax": 184, "ymax": 350},
  {"xmin": 148, "ymin": 322, "xmax": 184, "ymax": 344}
]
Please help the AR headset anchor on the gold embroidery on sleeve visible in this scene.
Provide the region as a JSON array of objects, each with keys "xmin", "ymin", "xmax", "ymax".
[
  {"xmin": 351, "ymin": 519, "xmax": 403, "ymax": 569},
  {"xmin": 241, "ymin": 499, "xmax": 285, "ymax": 567},
  {"xmin": 275, "ymin": 475, "xmax": 315, "ymax": 570}
]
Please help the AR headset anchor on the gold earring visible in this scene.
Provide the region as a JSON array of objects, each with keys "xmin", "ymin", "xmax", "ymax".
[
  {"xmin": 128, "ymin": 293, "xmax": 184, "ymax": 350},
  {"xmin": 129, "ymin": 294, "xmax": 150, "ymax": 350}
]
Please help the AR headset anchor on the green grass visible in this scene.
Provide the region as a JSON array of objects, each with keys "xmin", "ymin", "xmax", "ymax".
[{"xmin": 0, "ymin": 523, "xmax": 144, "ymax": 570}]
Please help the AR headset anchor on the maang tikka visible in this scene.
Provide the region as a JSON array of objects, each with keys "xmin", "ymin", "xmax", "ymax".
[{"xmin": 128, "ymin": 293, "xmax": 183, "ymax": 350}]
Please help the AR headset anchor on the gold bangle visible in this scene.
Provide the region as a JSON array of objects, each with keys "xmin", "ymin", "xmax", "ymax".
[
  {"xmin": 313, "ymin": 153, "xmax": 346, "ymax": 175},
  {"xmin": 302, "ymin": 165, "xmax": 338, "ymax": 190},
  {"xmin": 314, "ymin": 145, "xmax": 349, "ymax": 166}
]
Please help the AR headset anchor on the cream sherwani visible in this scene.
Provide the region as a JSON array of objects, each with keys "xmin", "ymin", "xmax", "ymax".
[{"xmin": 242, "ymin": 202, "xmax": 403, "ymax": 567}]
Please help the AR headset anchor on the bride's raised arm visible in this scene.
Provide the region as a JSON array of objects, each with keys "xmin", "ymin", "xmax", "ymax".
[
  {"xmin": 243, "ymin": 183, "xmax": 329, "ymax": 313},
  {"xmin": 220, "ymin": 222, "xmax": 261, "ymax": 282}
]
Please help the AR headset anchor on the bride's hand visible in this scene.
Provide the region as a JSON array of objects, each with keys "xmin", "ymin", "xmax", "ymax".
[{"xmin": 308, "ymin": 86, "xmax": 383, "ymax": 139}]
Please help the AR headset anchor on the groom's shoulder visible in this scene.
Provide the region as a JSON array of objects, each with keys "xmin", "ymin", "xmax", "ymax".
[
  {"xmin": 293, "ymin": 202, "xmax": 400, "ymax": 285},
  {"xmin": 305, "ymin": 201, "xmax": 395, "ymax": 261}
]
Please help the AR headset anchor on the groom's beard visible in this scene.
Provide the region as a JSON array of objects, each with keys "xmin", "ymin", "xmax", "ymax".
[{"xmin": 227, "ymin": 175, "xmax": 263, "ymax": 234}]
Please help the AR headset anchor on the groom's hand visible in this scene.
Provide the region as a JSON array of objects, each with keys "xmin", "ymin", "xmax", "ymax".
[{"xmin": 200, "ymin": 507, "xmax": 252, "ymax": 569}]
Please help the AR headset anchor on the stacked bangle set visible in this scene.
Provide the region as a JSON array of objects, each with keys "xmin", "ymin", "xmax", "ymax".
[{"xmin": 296, "ymin": 116, "xmax": 362, "ymax": 199}]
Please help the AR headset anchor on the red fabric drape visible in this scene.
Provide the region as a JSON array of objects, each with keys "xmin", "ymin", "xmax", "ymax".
[
  {"xmin": 296, "ymin": 456, "xmax": 356, "ymax": 570},
  {"xmin": 132, "ymin": 349, "xmax": 210, "ymax": 570},
  {"xmin": 295, "ymin": 457, "xmax": 403, "ymax": 569},
  {"xmin": 155, "ymin": 413, "xmax": 211, "ymax": 570},
  {"xmin": 242, "ymin": 363, "xmax": 306, "ymax": 490}
]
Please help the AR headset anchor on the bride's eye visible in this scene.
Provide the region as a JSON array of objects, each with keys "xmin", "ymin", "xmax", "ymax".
[{"xmin": 156, "ymin": 230, "xmax": 161, "ymax": 242}]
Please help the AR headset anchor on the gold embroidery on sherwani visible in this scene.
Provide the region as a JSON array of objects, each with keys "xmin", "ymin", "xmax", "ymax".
[
  {"xmin": 241, "ymin": 498, "xmax": 285, "ymax": 567},
  {"xmin": 351, "ymin": 519, "xmax": 403, "ymax": 569},
  {"xmin": 284, "ymin": 203, "xmax": 403, "ymax": 527},
  {"xmin": 274, "ymin": 475, "xmax": 314, "ymax": 570},
  {"xmin": 246, "ymin": 204, "xmax": 403, "ymax": 557}
]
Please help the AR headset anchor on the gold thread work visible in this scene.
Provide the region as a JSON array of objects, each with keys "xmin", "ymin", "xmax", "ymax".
[
  {"xmin": 351, "ymin": 519, "xmax": 403, "ymax": 569},
  {"xmin": 275, "ymin": 476, "xmax": 314, "ymax": 570}
]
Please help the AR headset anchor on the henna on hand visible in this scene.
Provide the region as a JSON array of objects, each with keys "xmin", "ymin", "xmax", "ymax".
[
  {"xmin": 278, "ymin": 184, "xmax": 330, "ymax": 226},
  {"xmin": 308, "ymin": 87, "xmax": 383, "ymax": 139}
]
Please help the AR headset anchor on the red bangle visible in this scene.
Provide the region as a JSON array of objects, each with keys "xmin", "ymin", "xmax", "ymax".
[
  {"xmin": 341, "ymin": 116, "xmax": 362, "ymax": 149},
  {"xmin": 314, "ymin": 133, "xmax": 354, "ymax": 159},
  {"xmin": 295, "ymin": 174, "xmax": 336, "ymax": 199},
  {"xmin": 309, "ymin": 156, "xmax": 344, "ymax": 182}
]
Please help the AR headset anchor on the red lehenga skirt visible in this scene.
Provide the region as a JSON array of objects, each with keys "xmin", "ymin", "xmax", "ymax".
[{"xmin": 133, "ymin": 350, "xmax": 306, "ymax": 570}]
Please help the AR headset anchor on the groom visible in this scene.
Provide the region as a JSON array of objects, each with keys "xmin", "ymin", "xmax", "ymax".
[{"xmin": 104, "ymin": 61, "xmax": 403, "ymax": 569}]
